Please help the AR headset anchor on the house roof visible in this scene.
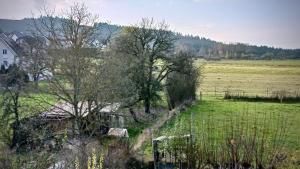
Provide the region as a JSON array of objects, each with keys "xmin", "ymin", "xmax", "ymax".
[
  {"xmin": 0, "ymin": 33, "xmax": 23, "ymax": 56},
  {"xmin": 39, "ymin": 102, "xmax": 121, "ymax": 120},
  {"xmin": 107, "ymin": 128, "xmax": 129, "ymax": 137},
  {"xmin": 8, "ymin": 31, "xmax": 25, "ymax": 39},
  {"xmin": 17, "ymin": 35, "xmax": 46, "ymax": 46},
  {"xmin": 153, "ymin": 134, "xmax": 191, "ymax": 142}
]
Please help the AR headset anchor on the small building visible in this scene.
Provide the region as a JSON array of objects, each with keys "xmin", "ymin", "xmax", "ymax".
[
  {"xmin": 39, "ymin": 102, "xmax": 125, "ymax": 134},
  {"xmin": 7, "ymin": 31, "xmax": 25, "ymax": 41},
  {"xmin": 0, "ymin": 33, "xmax": 22, "ymax": 69},
  {"xmin": 107, "ymin": 128, "xmax": 129, "ymax": 137}
]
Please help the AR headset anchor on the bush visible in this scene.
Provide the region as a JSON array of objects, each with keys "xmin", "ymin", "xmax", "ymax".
[{"xmin": 166, "ymin": 52, "xmax": 200, "ymax": 109}]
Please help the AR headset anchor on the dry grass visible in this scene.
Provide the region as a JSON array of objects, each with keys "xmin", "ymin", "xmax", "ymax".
[{"xmin": 198, "ymin": 60, "xmax": 300, "ymax": 96}]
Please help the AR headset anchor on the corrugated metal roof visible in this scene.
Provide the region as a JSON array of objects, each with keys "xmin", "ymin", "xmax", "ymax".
[{"xmin": 39, "ymin": 102, "xmax": 120, "ymax": 119}]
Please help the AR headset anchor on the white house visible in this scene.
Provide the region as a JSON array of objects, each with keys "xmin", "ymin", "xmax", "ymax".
[{"xmin": 0, "ymin": 33, "xmax": 22, "ymax": 69}]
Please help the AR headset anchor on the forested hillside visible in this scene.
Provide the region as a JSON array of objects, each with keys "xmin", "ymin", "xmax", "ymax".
[{"xmin": 1, "ymin": 18, "xmax": 299, "ymax": 59}]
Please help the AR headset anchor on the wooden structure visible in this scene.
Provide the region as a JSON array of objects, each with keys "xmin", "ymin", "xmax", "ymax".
[
  {"xmin": 152, "ymin": 134, "xmax": 192, "ymax": 169},
  {"xmin": 107, "ymin": 128, "xmax": 129, "ymax": 137}
]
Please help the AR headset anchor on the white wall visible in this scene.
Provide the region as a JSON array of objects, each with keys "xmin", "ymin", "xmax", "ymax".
[{"xmin": 0, "ymin": 40, "xmax": 17, "ymax": 68}]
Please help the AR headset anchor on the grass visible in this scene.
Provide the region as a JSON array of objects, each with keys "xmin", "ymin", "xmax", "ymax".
[
  {"xmin": 195, "ymin": 60, "xmax": 300, "ymax": 151},
  {"xmin": 139, "ymin": 60, "xmax": 300, "ymax": 166},
  {"xmin": 162, "ymin": 96, "xmax": 300, "ymax": 150},
  {"xmin": 138, "ymin": 95, "xmax": 300, "ymax": 167},
  {"xmin": 0, "ymin": 92, "xmax": 56, "ymax": 119},
  {"xmin": 0, "ymin": 91, "xmax": 56, "ymax": 148},
  {"xmin": 198, "ymin": 59, "xmax": 300, "ymax": 96}
]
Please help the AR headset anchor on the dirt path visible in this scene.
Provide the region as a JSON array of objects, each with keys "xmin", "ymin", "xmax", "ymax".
[{"xmin": 132, "ymin": 109, "xmax": 177, "ymax": 151}]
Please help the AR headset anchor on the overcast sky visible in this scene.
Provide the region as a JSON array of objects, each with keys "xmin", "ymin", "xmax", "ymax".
[{"xmin": 0, "ymin": 0, "xmax": 299, "ymax": 49}]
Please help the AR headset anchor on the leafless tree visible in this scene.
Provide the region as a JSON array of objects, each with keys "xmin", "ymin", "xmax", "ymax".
[
  {"xmin": 18, "ymin": 35, "xmax": 48, "ymax": 90},
  {"xmin": 32, "ymin": 3, "xmax": 106, "ymax": 136}
]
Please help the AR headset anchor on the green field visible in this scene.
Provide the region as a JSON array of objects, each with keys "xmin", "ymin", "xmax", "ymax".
[
  {"xmin": 0, "ymin": 92, "xmax": 55, "ymax": 148},
  {"xmin": 139, "ymin": 60, "xmax": 300, "ymax": 167},
  {"xmin": 163, "ymin": 97, "xmax": 300, "ymax": 148}
]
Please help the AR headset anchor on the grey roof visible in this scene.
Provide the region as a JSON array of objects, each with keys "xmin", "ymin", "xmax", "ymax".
[
  {"xmin": 16, "ymin": 35, "xmax": 47, "ymax": 47},
  {"xmin": 39, "ymin": 102, "xmax": 121, "ymax": 120},
  {"xmin": 0, "ymin": 33, "xmax": 23, "ymax": 56},
  {"xmin": 107, "ymin": 128, "xmax": 129, "ymax": 137},
  {"xmin": 153, "ymin": 134, "xmax": 191, "ymax": 142},
  {"xmin": 9, "ymin": 31, "xmax": 25, "ymax": 39}
]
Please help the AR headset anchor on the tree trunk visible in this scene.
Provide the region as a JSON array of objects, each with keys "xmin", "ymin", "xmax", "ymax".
[
  {"xmin": 33, "ymin": 76, "xmax": 39, "ymax": 91},
  {"xmin": 144, "ymin": 56, "xmax": 154, "ymax": 114},
  {"xmin": 144, "ymin": 98, "xmax": 150, "ymax": 114},
  {"xmin": 129, "ymin": 107, "xmax": 139, "ymax": 122},
  {"xmin": 11, "ymin": 94, "xmax": 21, "ymax": 148},
  {"xmin": 73, "ymin": 103, "xmax": 81, "ymax": 136}
]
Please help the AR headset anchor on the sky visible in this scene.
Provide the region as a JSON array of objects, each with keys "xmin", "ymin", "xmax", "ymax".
[{"xmin": 0, "ymin": 0, "xmax": 299, "ymax": 49}]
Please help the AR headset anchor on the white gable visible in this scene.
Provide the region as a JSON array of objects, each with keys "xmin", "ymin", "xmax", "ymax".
[{"xmin": 0, "ymin": 38, "xmax": 17, "ymax": 68}]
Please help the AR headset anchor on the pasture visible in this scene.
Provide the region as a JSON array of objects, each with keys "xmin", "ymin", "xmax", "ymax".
[
  {"xmin": 199, "ymin": 60, "xmax": 300, "ymax": 96},
  {"xmin": 139, "ymin": 60, "xmax": 300, "ymax": 167}
]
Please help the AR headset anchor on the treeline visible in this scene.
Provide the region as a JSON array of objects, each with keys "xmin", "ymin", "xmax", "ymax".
[
  {"xmin": 176, "ymin": 34, "xmax": 300, "ymax": 60},
  {"xmin": 1, "ymin": 18, "xmax": 300, "ymax": 60}
]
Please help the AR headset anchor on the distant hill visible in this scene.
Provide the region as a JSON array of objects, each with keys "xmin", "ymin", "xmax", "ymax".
[{"xmin": 1, "ymin": 18, "xmax": 299, "ymax": 59}]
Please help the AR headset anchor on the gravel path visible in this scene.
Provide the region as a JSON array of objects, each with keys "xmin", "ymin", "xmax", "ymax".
[{"xmin": 132, "ymin": 109, "xmax": 177, "ymax": 151}]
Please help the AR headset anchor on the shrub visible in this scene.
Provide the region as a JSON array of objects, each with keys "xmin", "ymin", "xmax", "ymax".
[{"xmin": 166, "ymin": 52, "xmax": 200, "ymax": 109}]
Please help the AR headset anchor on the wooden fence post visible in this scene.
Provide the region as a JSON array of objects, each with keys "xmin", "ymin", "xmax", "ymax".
[
  {"xmin": 200, "ymin": 91, "xmax": 202, "ymax": 102},
  {"xmin": 214, "ymin": 86, "xmax": 217, "ymax": 97}
]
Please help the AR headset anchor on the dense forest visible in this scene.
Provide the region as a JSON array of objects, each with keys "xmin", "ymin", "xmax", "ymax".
[{"xmin": 1, "ymin": 18, "xmax": 299, "ymax": 60}]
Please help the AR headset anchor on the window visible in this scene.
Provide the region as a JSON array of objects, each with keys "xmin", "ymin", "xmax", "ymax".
[
  {"xmin": 3, "ymin": 49, "xmax": 7, "ymax": 54},
  {"xmin": 3, "ymin": 61, "xmax": 8, "ymax": 66}
]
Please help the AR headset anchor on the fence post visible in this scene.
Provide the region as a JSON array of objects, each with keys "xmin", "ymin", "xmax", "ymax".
[
  {"xmin": 153, "ymin": 139, "xmax": 159, "ymax": 169},
  {"xmin": 200, "ymin": 91, "xmax": 202, "ymax": 102},
  {"xmin": 214, "ymin": 86, "xmax": 217, "ymax": 97}
]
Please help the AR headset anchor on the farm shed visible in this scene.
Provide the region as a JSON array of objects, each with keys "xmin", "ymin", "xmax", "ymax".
[
  {"xmin": 107, "ymin": 128, "xmax": 129, "ymax": 137},
  {"xmin": 39, "ymin": 102, "xmax": 124, "ymax": 132}
]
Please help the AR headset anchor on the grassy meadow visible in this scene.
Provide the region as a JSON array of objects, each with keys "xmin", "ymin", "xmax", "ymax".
[
  {"xmin": 199, "ymin": 60, "xmax": 300, "ymax": 96},
  {"xmin": 139, "ymin": 60, "xmax": 300, "ymax": 167}
]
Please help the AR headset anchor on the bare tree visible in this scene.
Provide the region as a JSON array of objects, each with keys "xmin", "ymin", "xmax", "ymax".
[
  {"xmin": 32, "ymin": 3, "xmax": 104, "ymax": 136},
  {"xmin": 18, "ymin": 35, "xmax": 48, "ymax": 90}
]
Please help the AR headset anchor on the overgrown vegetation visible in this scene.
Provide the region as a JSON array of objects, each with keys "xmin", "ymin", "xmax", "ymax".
[
  {"xmin": 165, "ymin": 52, "xmax": 200, "ymax": 109},
  {"xmin": 154, "ymin": 97, "xmax": 300, "ymax": 168},
  {"xmin": 159, "ymin": 110, "xmax": 289, "ymax": 168}
]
